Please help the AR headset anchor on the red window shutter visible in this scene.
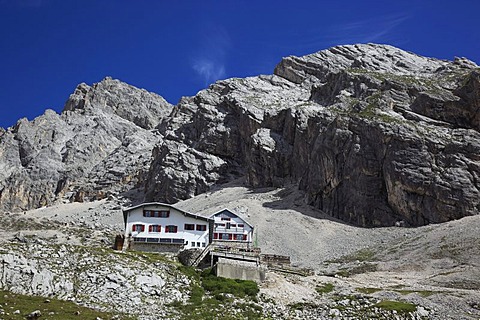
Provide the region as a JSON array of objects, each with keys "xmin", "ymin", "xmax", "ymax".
[
  {"xmin": 228, "ymin": 234, "xmax": 232, "ymax": 240},
  {"xmin": 132, "ymin": 225, "xmax": 135, "ymax": 232},
  {"xmin": 149, "ymin": 225, "xmax": 152, "ymax": 232},
  {"xmin": 141, "ymin": 225, "xmax": 145, "ymax": 232},
  {"xmin": 214, "ymin": 233, "xmax": 218, "ymax": 239},
  {"xmin": 243, "ymin": 235, "xmax": 247, "ymax": 241}
]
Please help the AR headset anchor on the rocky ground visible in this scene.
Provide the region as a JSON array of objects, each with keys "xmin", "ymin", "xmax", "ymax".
[{"xmin": 1, "ymin": 181, "xmax": 479, "ymax": 319}]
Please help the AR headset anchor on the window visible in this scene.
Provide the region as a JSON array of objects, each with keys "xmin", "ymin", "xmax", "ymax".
[
  {"xmin": 221, "ymin": 217, "xmax": 231, "ymax": 221},
  {"xmin": 149, "ymin": 225, "xmax": 161, "ymax": 232},
  {"xmin": 165, "ymin": 225, "xmax": 178, "ymax": 233},
  {"xmin": 191, "ymin": 242, "xmax": 195, "ymax": 247},
  {"xmin": 154, "ymin": 210, "xmax": 170, "ymax": 218},
  {"xmin": 197, "ymin": 242, "xmax": 201, "ymax": 247},
  {"xmin": 144, "ymin": 210, "xmax": 170, "ymax": 217},
  {"xmin": 230, "ymin": 224, "xmax": 236, "ymax": 228},
  {"xmin": 184, "ymin": 224, "xmax": 195, "ymax": 230},
  {"xmin": 132, "ymin": 224, "xmax": 145, "ymax": 232},
  {"xmin": 234, "ymin": 234, "xmax": 247, "ymax": 241},
  {"xmin": 196, "ymin": 224, "xmax": 207, "ymax": 231},
  {"xmin": 202, "ymin": 242, "xmax": 206, "ymax": 247},
  {"xmin": 221, "ymin": 233, "xmax": 232, "ymax": 240},
  {"xmin": 215, "ymin": 223, "xmax": 225, "ymax": 227},
  {"xmin": 143, "ymin": 210, "xmax": 152, "ymax": 217},
  {"xmin": 237, "ymin": 224, "xmax": 244, "ymax": 228},
  {"xmin": 226, "ymin": 223, "xmax": 231, "ymax": 229}
]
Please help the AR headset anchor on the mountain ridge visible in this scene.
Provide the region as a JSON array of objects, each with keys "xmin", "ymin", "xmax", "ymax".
[{"xmin": 0, "ymin": 43, "xmax": 479, "ymax": 227}]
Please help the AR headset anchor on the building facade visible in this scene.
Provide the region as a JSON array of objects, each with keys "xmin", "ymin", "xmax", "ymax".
[
  {"xmin": 210, "ymin": 209, "xmax": 254, "ymax": 247},
  {"xmin": 123, "ymin": 202, "xmax": 214, "ymax": 252}
]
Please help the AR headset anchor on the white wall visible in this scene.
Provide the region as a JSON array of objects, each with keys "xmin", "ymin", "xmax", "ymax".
[
  {"xmin": 212, "ymin": 211, "xmax": 253, "ymax": 243},
  {"xmin": 124, "ymin": 204, "xmax": 210, "ymax": 249}
]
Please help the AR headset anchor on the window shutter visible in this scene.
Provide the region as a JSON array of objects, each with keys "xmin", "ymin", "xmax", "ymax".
[
  {"xmin": 149, "ymin": 225, "xmax": 152, "ymax": 232},
  {"xmin": 132, "ymin": 225, "xmax": 135, "ymax": 232},
  {"xmin": 141, "ymin": 225, "xmax": 145, "ymax": 232},
  {"xmin": 229, "ymin": 234, "xmax": 232, "ymax": 240}
]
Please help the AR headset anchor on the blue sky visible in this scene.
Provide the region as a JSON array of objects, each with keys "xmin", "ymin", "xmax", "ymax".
[{"xmin": 1, "ymin": 0, "xmax": 479, "ymax": 128}]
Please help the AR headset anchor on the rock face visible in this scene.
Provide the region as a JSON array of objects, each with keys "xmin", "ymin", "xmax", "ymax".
[
  {"xmin": 145, "ymin": 44, "xmax": 480, "ymax": 227},
  {"xmin": 0, "ymin": 77, "xmax": 171, "ymax": 211},
  {"xmin": 0, "ymin": 241, "xmax": 189, "ymax": 318},
  {"xmin": 1, "ymin": 44, "xmax": 479, "ymax": 227}
]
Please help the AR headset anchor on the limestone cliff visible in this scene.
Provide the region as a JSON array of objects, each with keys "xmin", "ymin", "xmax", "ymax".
[
  {"xmin": 145, "ymin": 44, "xmax": 480, "ymax": 226},
  {"xmin": 0, "ymin": 77, "xmax": 171, "ymax": 211},
  {"xmin": 1, "ymin": 44, "xmax": 479, "ymax": 227}
]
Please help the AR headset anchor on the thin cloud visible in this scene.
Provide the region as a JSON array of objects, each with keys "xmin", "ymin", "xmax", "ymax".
[
  {"xmin": 192, "ymin": 59, "xmax": 226, "ymax": 85},
  {"xmin": 290, "ymin": 13, "xmax": 411, "ymax": 52},
  {"xmin": 190, "ymin": 24, "xmax": 231, "ymax": 85},
  {"xmin": 335, "ymin": 14, "xmax": 410, "ymax": 44}
]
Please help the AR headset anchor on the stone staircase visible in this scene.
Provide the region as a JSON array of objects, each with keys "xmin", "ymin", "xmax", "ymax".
[{"xmin": 191, "ymin": 244, "xmax": 212, "ymax": 267}]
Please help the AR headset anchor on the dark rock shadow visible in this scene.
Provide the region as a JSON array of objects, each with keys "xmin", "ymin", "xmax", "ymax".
[{"xmin": 257, "ymin": 183, "xmax": 355, "ymax": 226}]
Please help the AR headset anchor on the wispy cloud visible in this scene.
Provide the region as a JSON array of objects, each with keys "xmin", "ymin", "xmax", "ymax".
[
  {"xmin": 333, "ymin": 14, "xmax": 410, "ymax": 44},
  {"xmin": 191, "ymin": 24, "xmax": 231, "ymax": 85},
  {"xmin": 291, "ymin": 13, "xmax": 411, "ymax": 52},
  {"xmin": 192, "ymin": 59, "xmax": 226, "ymax": 86}
]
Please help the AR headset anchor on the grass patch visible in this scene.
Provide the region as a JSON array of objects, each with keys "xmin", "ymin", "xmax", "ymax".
[
  {"xmin": 200, "ymin": 268, "xmax": 259, "ymax": 298},
  {"xmin": 374, "ymin": 300, "xmax": 417, "ymax": 313},
  {"xmin": 0, "ymin": 290, "xmax": 134, "ymax": 320},
  {"xmin": 336, "ymin": 263, "xmax": 378, "ymax": 277},
  {"xmin": 188, "ymin": 285, "xmax": 205, "ymax": 304},
  {"xmin": 356, "ymin": 287, "xmax": 382, "ymax": 294},
  {"xmin": 167, "ymin": 268, "xmax": 261, "ymax": 320},
  {"xmin": 178, "ymin": 265, "xmax": 201, "ymax": 281},
  {"xmin": 316, "ymin": 283, "xmax": 334, "ymax": 294},
  {"xmin": 357, "ymin": 287, "xmax": 436, "ymax": 297},
  {"xmin": 288, "ymin": 302, "xmax": 317, "ymax": 310},
  {"xmin": 394, "ymin": 289, "xmax": 436, "ymax": 297}
]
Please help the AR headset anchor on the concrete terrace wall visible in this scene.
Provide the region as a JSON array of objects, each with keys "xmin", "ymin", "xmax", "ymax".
[
  {"xmin": 214, "ymin": 258, "xmax": 266, "ymax": 282},
  {"xmin": 130, "ymin": 242, "xmax": 183, "ymax": 253}
]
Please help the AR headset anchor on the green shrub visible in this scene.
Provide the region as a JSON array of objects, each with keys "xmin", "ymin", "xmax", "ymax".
[
  {"xmin": 178, "ymin": 265, "xmax": 200, "ymax": 281},
  {"xmin": 316, "ymin": 283, "xmax": 334, "ymax": 294},
  {"xmin": 374, "ymin": 300, "xmax": 417, "ymax": 313},
  {"xmin": 189, "ymin": 285, "xmax": 205, "ymax": 304},
  {"xmin": 201, "ymin": 272, "xmax": 259, "ymax": 298},
  {"xmin": 356, "ymin": 287, "xmax": 382, "ymax": 294}
]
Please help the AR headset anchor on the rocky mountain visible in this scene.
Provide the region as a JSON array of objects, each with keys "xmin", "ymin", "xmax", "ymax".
[
  {"xmin": 0, "ymin": 77, "xmax": 171, "ymax": 211},
  {"xmin": 1, "ymin": 44, "xmax": 479, "ymax": 227}
]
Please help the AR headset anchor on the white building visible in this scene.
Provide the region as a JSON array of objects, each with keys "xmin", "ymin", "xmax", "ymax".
[
  {"xmin": 210, "ymin": 208, "xmax": 254, "ymax": 247},
  {"xmin": 123, "ymin": 202, "xmax": 213, "ymax": 252}
]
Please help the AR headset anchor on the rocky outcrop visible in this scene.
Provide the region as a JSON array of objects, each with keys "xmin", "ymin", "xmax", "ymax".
[
  {"xmin": 1, "ymin": 44, "xmax": 479, "ymax": 227},
  {"xmin": 0, "ymin": 77, "xmax": 171, "ymax": 212},
  {"xmin": 0, "ymin": 241, "xmax": 189, "ymax": 318}
]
